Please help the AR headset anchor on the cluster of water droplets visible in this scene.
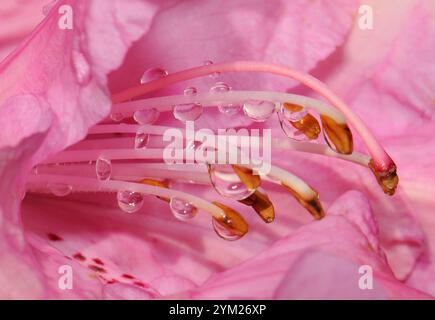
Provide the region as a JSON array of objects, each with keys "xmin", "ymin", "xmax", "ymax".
[
  {"xmin": 204, "ymin": 60, "xmax": 220, "ymax": 79},
  {"xmin": 94, "ymin": 157, "xmax": 144, "ymax": 213},
  {"xmin": 209, "ymin": 82, "xmax": 241, "ymax": 116},
  {"xmin": 42, "ymin": 60, "xmax": 287, "ymax": 237}
]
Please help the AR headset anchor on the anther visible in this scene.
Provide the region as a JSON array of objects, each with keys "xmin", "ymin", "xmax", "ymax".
[
  {"xmin": 238, "ymin": 188, "xmax": 275, "ymax": 223},
  {"xmin": 320, "ymin": 115, "xmax": 353, "ymax": 154},
  {"xmin": 282, "ymin": 103, "xmax": 321, "ymax": 140},
  {"xmin": 281, "ymin": 183, "xmax": 325, "ymax": 220},
  {"xmin": 368, "ymin": 160, "xmax": 399, "ymax": 196},
  {"xmin": 231, "ymin": 165, "xmax": 261, "ymax": 191}
]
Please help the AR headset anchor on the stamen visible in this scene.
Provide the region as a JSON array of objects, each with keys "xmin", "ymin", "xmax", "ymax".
[
  {"xmin": 27, "ymin": 175, "xmax": 229, "ymax": 220},
  {"xmin": 26, "ymin": 60, "xmax": 400, "ymax": 241},
  {"xmin": 111, "ymin": 91, "xmax": 345, "ymax": 124},
  {"xmin": 86, "ymin": 124, "xmax": 370, "ymax": 166},
  {"xmin": 238, "ymin": 188, "xmax": 275, "ymax": 223},
  {"xmin": 111, "ymin": 61, "xmax": 397, "ymax": 187}
]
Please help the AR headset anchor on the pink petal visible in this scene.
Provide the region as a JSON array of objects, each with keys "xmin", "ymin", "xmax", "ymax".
[
  {"xmin": 313, "ymin": 0, "xmax": 435, "ymax": 138},
  {"xmin": 0, "ymin": 0, "xmax": 47, "ymax": 60},
  {"xmin": 110, "ymin": 0, "xmax": 358, "ymax": 92},
  {"xmin": 295, "ymin": 0, "xmax": 435, "ymax": 282},
  {"xmin": 191, "ymin": 191, "xmax": 431, "ymax": 299},
  {"xmin": 0, "ymin": 0, "xmax": 159, "ymax": 298}
]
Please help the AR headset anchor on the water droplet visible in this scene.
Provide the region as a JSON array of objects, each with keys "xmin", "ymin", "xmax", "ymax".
[
  {"xmin": 212, "ymin": 218, "xmax": 242, "ymax": 241},
  {"xmin": 279, "ymin": 119, "xmax": 308, "ymax": 141},
  {"xmin": 209, "ymin": 82, "xmax": 239, "ymax": 116},
  {"xmin": 135, "ymin": 130, "xmax": 149, "ymax": 149},
  {"xmin": 96, "ymin": 157, "xmax": 112, "ymax": 181},
  {"xmin": 184, "ymin": 86, "xmax": 197, "ymax": 96},
  {"xmin": 203, "ymin": 60, "xmax": 220, "ymax": 79},
  {"xmin": 282, "ymin": 103, "xmax": 308, "ymax": 122},
  {"xmin": 173, "ymin": 86, "xmax": 203, "ymax": 121},
  {"xmin": 133, "ymin": 108, "xmax": 159, "ymax": 125},
  {"xmin": 71, "ymin": 50, "xmax": 91, "ymax": 85},
  {"xmin": 48, "ymin": 183, "xmax": 72, "ymax": 197},
  {"xmin": 218, "ymin": 104, "xmax": 241, "ymax": 116},
  {"xmin": 170, "ymin": 197, "xmax": 197, "ymax": 221},
  {"xmin": 117, "ymin": 190, "xmax": 144, "ymax": 213},
  {"xmin": 278, "ymin": 104, "xmax": 311, "ymax": 141},
  {"xmin": 243, "ymin": 100, "xmax": 276, "ymax": 122},
  {"xmin": 110, "ymin": 112, "xmax": 124, "ymax": 122},
  {"xmin": 173, "ymin": 104, "xmax": 203, "ymax": 122},
  {"xmin": 42, "ymin": 0, "xmax": 57, "ymax": 16},
  {"xmin": 140, "ymin": 67, "xmax": 168, "ymax": 84},
  {"xmin": 210, "ymin": 82, "xmax": 230, "ymax": 93},
  {"xmin": 209, "ymin": 164, "xmax": 254, "ymax": 200}
]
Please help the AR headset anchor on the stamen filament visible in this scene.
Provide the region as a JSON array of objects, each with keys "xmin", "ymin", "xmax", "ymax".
[
  {"xmin": 111, "ymin": 61, "xmax": 395, "ymax": 172},
  {"xmin": 34, "ymin": 163, "xmax": 211, "ymax": 184},
  {"xmin": 86, "ymin": 124, "xmax": 370, "ymax": 166},
  {"xmin": 26, "ymin": 174, "xmax": 226, "ymax": 219},
  {"xmin": 111, "ymin": 91, "xmax": 345, "ymax": 123},
  {"xmin": 42, "ymin": 147, "xmax": 318, "ymax": 199}
]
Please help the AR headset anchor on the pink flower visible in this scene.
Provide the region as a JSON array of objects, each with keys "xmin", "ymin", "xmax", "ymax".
[{"xmin": 0, "ymin": 0, "xmax": 434, "ymax": 299}]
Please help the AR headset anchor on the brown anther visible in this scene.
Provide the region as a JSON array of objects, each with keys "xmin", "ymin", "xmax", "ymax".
[
  {"xmin": 212, "ymin": 202, "xmax": 249, "ymax": 238},
  {"xmin": 320, "ymin": 115, "xmax": 353, "ymax": 155},
  {"xmin": 238, "ymin": 189, "xmax": 275, "ymax": 223},
  {"xmin": 283, "ymin": 102, "xmax": 304, "ymax": 112},
  {"xmin": 141, "ymin": 178, "xmax": 170, "ymax": 202},
  {"xmin": 231, "ymin": 165, "xmax": 261, "ymax": 191},
  {"xmin": 284, "ymin": 103, "xmax": 321, "ymax": 140},
  {"xmin": 281, "ymin": 183, "xmax": 325, "ymax": 220},
  {"xmin": 368, "ymin": 159, "xmax": 399, "ymax": 196}
]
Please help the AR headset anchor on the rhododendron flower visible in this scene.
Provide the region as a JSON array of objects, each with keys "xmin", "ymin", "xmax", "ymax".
[{"xmin": 0, "ymin": 0, "xmax": 434, "ymax": 300}]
